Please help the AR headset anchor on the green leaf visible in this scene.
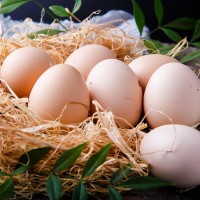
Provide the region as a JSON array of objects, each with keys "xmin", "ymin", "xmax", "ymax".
[
  {"xmin": 46, "ymin": 174, "xmax": 62, "ymax": 200},
  {"xmin": 0, "ymin": 178, "xmax": 14, "ymax": 200},
  {"xmin": 13, "ymin": 147, "xmax": 52, "ymax": 175},
  {"xmin": 160, "ymin": 27, "xmax": 182, "ymax": 42},
  {"xmin": 144, "ymin": 40, "xmax": 164, "ymax": 53},
  {"xmin": 28, "ymin": 29, "xmax": 64, "ymax": 39},
  {"xmin": 190, "ymin": 42, "xmax": 200, "ymax": 48},
  {"xmin": 82, "ymin": 143, "xmax": 111, "ymax": 179},
  {"xmin": 72, "ymin": 0, "xmax": 82, "ymax": 14},
  {"xmin": 119, "ymin": 176, "xmax": 176, "ymax": 189},
  {"xmin": 0, "ymin": 0, "xmax": 29, "ymax": 14},
  {"xmin": 110, "ymin": 164, "xmax": 132, "ymax": 185},
  {"xmin": 49, "ymin": 5, "xmax": 70, "ymax": 17},
  {"xmin": 53, "ymin": 142, "xmax": 87, "ymax": 172},
  {"xmin": 154, "ymin": 0, "xmax": 164, "ymax": 25},
  {"xmin": 180, "ymin": 49, "xmax": 200, "ymax": 63},
  {"xmin": 0, "ymin": 171, "xmax": 10, "ymax": 177},
  {"xmin": 71, "ymin": 181, "xmax": 88, "ymax": 200},
  {"xmin": 164, "ymin": 17, "xmax": 197, "ymax": 30},
  {"xmin": 191, "ymin": 19, "xmax": 200, "ymax": 42},
  {"xmin": 132, "ymin": 0, "xmax": 145, "ymax": 36},
  {"xmin": 108, "ymin": 186, "xmax": 123, "ymax": 200},
  {"xmin": 158, "ymin": 44, "xmax": 175, "ymax": 55}
]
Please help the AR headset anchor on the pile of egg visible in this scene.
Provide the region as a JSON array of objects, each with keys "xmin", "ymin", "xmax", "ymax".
[{"xmin": 0, "ymin": 44, "xmax": 200, "ymax": 188}]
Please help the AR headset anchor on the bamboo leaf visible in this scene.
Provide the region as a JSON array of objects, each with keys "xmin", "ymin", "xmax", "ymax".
[
  {"xmin": 180, "ymin": 49, "xmax": 200, "ymax": 63},
  {"xmin": 46, "ymin": 174, "xmax": 62, "ymax": 200},
  {"xmin": 144, "ymin": 40, "xmax": 164, "ymax": 53},
  {"xmin": 154, "ymin": 0, "xmax": 164, "ymax": 25},
  {"xmin": 49, "ymin": 5, "xmax": 70, "ymax": 17},
  {"xmin": 53, "ymin": 142, "xmax": 87, "ymax": 172},
  {"xmin": 164, "ymin": 17, "xmax": 197, "ymax": 30},
  {"xmin": 72, "ymin": 0, "xmax": 82, "ymax": 14},
  {"xmin": 132, "ymin": 0, "xmax": 145, "ymax": 36},
  {"xmin": 190, "ymin": 42, "xmax": 200, "ymax": 48},
  {"xmin": 110, "ymin": 164, "xmax": 132, "ymax": 185},
  {"xmin": 13, "ymin": 147, "xmax": 52, "ymax": 175},
  {"xmin": 0, "ymin": 171, "xmax": 10, "ymax": 177},
  {"xmin": 119, "ymin": 176, "xmax": 175, "ymax": 189},
  {"xmin": 191, "ymin": 19, "xmax": 200, "ymax": 42},
  {"xmin": 160, "ymin": 27, "xmax": 182, "ymax": 42},
  {"xmin": 82, "ymin": 143, "xmax": 111, "ymax": 179},
  {"xmin": 158, "ymin": 44, "xmax": 175, "ymax": 55},
  {"xmin": 108, "ymin": 186, "xmax": 123, "ymax": 200},
  {"xmin": 0, "ymin": 178, "xmax": 14, "ymax": 200},
  {"xmin": 0, "ymin": 0, "xmax": 29, "ymax": 14},
  {"xmin": 28, "ymin": 29, "xmax": 64, "ymax": 39},
  {"xmin": 71, "ymin": 181, "xmax": 88, "ymax": 200}
]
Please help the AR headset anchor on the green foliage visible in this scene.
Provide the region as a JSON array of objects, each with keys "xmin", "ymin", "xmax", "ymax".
[
  {"xmin": 132, "ymin": 0, "xmax": 145, "ymax": 36},
  {"xmin": 154, "ymin": 0, "xmax": 164, "ymax": 26},
  {"xmin": 180, "ymin": 49, "xmax": 200, "ymax": 63},
  {"xmin": 118, "ymin": 176, "xmax": 176, "ymax": 189},
  {"xmin": 0, "ymin": 0, "xmax": 29, "ymax": 14},
  {"xmin": 108, "ymin": 186, "xmax": 123, "ymax": 200},
  {"xmin": 49, "ymin": 5, "xmax": 70, "ymax": 18},
  {"xmin": 13, "ymin": 147, "xmax": 52, "ymax": 175},
  {"xmin": 81, "ymin": 143, "xmax": 111, "ymax": 179},
  {"xmin": 0, "ymin": 178, "xmax": 14, "ymax": 200},
  {"xmin": 71, "ymin": 181, "xmax": 88, "ymax": 200},
  {"xmin": 132, "ymin": 0, "xmax": 200, "ymax": 63},
  {"xmin": 53, "ymin": 142, "xmax": 87, "ymax": 172},
  {"xmin": 46, "ymin": 174, "xmax": 62, "ymax": 200},
  {"xmin": 110, "ymin": 163, "xmax": 132, "ymax": 185}
]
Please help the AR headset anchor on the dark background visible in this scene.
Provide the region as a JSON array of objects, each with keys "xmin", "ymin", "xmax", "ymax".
[{"xmin": 5, "ymin": 0, "xmax": 200, "ymax": 42}]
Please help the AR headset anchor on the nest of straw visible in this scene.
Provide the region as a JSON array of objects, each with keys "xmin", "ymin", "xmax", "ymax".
[{"xmin": 0, "ymin": 18, "xmax": 149, "ymax": 198}]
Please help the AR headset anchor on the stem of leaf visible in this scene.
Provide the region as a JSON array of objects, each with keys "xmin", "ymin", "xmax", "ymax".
[{"xmin": 32, "ymin": 0, "xmax": 68, "ymax": 31}]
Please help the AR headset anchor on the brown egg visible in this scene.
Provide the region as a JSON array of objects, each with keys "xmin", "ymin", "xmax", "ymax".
[
  {"xmin": 28, "ymin": 64, "xmax": 90, "ymax": 124},
  {"xmin": 65, "ymin": 44, "xmax": 116, "ymax": 80},
  {"xmin": 1, "ymin": 46, "xmax": 52, "ymax": 97},
  {"xmin": 129, "ymin": 54, "xmax": 179, "ymax": 91},
  {"xmin": 144, "ymin": 62, "xmax": 200, "ymax": 128},
  {"xmin": 86, "ymin": 59, "xmax": 142, "ymax": 128}
]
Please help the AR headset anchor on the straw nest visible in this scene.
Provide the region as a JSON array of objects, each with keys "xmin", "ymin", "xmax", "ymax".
[{"xmin": 0, "ymin": 17, "xmax": 150, "ymax": 198}]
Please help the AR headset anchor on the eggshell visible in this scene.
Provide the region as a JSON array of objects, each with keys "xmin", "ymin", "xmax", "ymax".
[
  {"xmin": 144, "ymin": 62, "xmax": 200, "ymax": 128},
  {"xmin": 129, "ymin": 54, "xmax": 179, "ymax": 91},
  {"xmin": 1, "ymin": 46, "xmax": 52, "ymax": 97},
  {"xmin": 65, "ymin": 44, "xmax": 116, "ymax": 80},
  {"xmin": 140, "ymin": 124, "xmax": 200, "ymax": 188},
  {"xmin": 28, "ymin": 64, "xmax": 90, "ymax": 124},
  {"xmin": 86, "ymin": 59, "xmax": 142, "ymax": 128}
]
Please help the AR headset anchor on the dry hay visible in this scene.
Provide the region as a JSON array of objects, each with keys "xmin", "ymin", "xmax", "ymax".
[{"xmin": 0, "ymin": 18, "xmax": 149, "ymax": 198}]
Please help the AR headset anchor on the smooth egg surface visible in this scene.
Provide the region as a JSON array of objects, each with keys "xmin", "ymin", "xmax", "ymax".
[
  {"xmin": 144, "ymin": 62, "xmax": 200, "ymax": 128},
  {"xmin": 140, "ymin": 124, "xmax": 200, "ymax": 188},
  {"xmin": 28, "ymin": 64, "xmax": 90, "ymax": 124},
  {"xmin": 65, "ymin": 44, "xmax": 116, "ymax": 80},
  {"xmin": 86, "ymin": 59, "xmax": 142, "ymax": 128},
  {"xmin": 1, "ymin": 46, "xmax": 52, "ymax": 97},
  {"xmin": 129, "ymin": 54, "xmax": 179, "ymax": 91}
]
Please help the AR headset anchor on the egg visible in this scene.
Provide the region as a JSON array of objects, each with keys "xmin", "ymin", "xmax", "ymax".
[
  {"xmin": 65, "ymin": 44, "xmax": 116, "ymax": 80},
  {"xmin": 144, "ymin": 62, "xmax": 200, "ymax": 128},
  {"xmin": 28, "ymin": 64, "xmax": 90, "ymax": 124},
  {"xmin": 129, "ymin": 54, "xmax": 179, "ymax": 91},
  {"xmin": 0, "ymin": 46, "xmax": 52, "ymax": 97},
  {"xmin": 140, "ymin": 124, "xmax": 200, "ymax": 188},
  {"xmin": 86, "ymin": 59, "xmax": 142, "ymax": 128}
]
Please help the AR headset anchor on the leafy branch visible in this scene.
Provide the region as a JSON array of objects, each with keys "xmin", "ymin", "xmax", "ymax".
[
  {"xmin": 0, "ymin": 0, "xmax": 82, "ymax": 35},
  {"xmin": 0, "ymin": 143, "xmax": 175, "ymax": 200},
  {"xmin": 132, "ymin": 0, "xmax": 200, "ymax": 63}
]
